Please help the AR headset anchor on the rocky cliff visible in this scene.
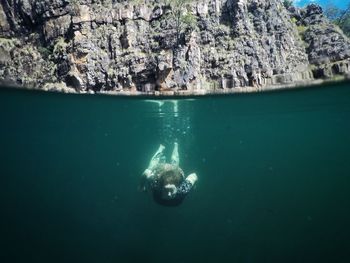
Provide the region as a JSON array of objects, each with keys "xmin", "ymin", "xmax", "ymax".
[{"xmin": 0, "ymin": 0, "xmax": 349, "ymax": 95}]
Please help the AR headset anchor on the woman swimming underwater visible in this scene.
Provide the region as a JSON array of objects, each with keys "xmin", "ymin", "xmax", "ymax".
[{"xmin": 140, "ymin": 143, "xmax": 198, "ymax": 206}]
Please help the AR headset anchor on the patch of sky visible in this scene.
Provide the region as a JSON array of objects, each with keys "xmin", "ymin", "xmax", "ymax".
[{"xmin": 294, "ymin": 0, "xmax": 349, "ymax": 9}]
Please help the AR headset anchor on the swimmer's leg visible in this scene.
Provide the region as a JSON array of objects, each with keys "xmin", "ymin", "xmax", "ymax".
[
  {"xmin": 171, "ymin": 142, "xmax": 179, "ymax": 166},
  {"xmin": 143, "ymin": 144, "xmax": 165, "ymax": 179},
  {"xmin": 148, "ymin": 144, "xmax": 166, "ymax": 170}
]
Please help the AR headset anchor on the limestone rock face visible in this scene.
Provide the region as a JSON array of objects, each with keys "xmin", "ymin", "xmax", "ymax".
[
  {"xmin": 0, "ymin": 0, "xmax": 349, "ymax": 94},
  {"xmin": 303, "ymin": 4, "xmax": 350, "ymax": 64},
  {"xmin": 289, "ymin": 3, "xmax": 350, "ymax": 79}
]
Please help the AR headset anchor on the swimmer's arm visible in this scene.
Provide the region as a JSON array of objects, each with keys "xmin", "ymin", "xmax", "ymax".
[
  {"xmin": 139, "ymin": 169, "xmax": 155, "ymax": 192},
  {"xmin": 176, "ymin": 173, "xmax": 198, "ymax": 197},
  {"xmin": 186, "ymin": 173, "xmax": 198, "ymax": 186}
]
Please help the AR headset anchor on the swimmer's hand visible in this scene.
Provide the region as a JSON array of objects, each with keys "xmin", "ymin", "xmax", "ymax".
[
  {"xmin": 143, "ymin": 169, "xmax": 153, "ymax": 179},
  {"xmin": 186, "ymin": 173, "xmax": 198, "ymax": 185},
  {"xmin": 165, "ymin": 184, "xmax": 177, "ymax": 197}
]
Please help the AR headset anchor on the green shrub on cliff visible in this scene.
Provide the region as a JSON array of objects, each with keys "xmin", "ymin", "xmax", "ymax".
[
  {"xmin": 129, "ymin": 0, "xmax": 144, "ymax": 5},
  {"xmin": 180, "ymin": 12, "xmax": 198, "ymax": 31},
  {"xmin": 0, "ymin": 37, "xmax": 19, "ymax": 50},
  {"xmin": 37, "ymin": 46, "xmax": 52, "ymax": 59},
  {"xmin": 53, "ymin": 37, "xmax": 67, "ymax": 55},
  {"xmin": 297, "ymin": 25, "xmax": 307, "ymax": 35}
]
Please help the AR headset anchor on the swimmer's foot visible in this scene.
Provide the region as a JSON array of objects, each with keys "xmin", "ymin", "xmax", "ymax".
[
  {"xmin": 155, "ymin": 144, "xmax": 165, "ymax": 157},
  {"xmin": 153, "ymin": 144, "xmax": 165, "ymax": 157},
  {"xmin": 171, "ymin": 142, "xmax": 179, "ymax": 166},
  {"xmin": 173, "ymin": 142, "xmax": 178, "ymax": 151},
  {"xmin": 147, "ymin": 144, "xmax": 166, "ymax": 170}
]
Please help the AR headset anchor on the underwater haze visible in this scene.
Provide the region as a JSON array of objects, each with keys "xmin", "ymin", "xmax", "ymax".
[{"xmin": 0, "ymin": 83, "xmax": 350, "ymax": 263}]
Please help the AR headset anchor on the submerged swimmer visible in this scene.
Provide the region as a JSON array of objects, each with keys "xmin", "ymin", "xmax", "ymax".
[{"xmin": 140, "ymin": 142, "xmax": 198, "ymax": 206}]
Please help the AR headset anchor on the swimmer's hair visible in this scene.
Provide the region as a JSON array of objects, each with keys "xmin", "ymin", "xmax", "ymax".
[
  {"xmin": 152, "ymin": 165, "xmax": 186, "ymax": 207},
  {"xmin": 159, "ymin": 169, "xmax": 183, "ymax": 187}
]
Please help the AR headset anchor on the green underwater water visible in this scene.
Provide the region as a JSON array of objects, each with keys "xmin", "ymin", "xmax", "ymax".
[{"xmin": 0, "ymin": 83, "xmax": 350, "ymax": 263}]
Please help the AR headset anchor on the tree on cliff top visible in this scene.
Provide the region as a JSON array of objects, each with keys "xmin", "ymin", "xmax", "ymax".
[
  {"xmin": 324, "ymin": 3, "xmax": 350, "ymax": 37},
  {"xmin": 282, "ymin": 0, "xmax": 293, "ymax": 9},
  {"xmin": 162, "ymin": 0, "xmax": 197, "ymax": 46}
]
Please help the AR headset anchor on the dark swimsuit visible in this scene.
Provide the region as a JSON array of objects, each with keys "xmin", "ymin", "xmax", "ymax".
[{"xmin": 152, "ymin": 179, "xmax": 193, "ymax": 206}]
